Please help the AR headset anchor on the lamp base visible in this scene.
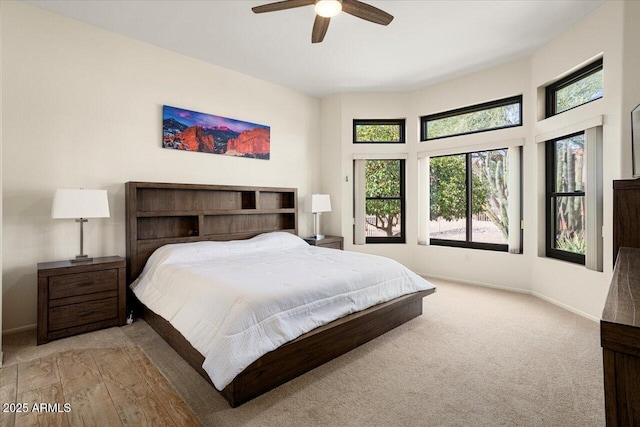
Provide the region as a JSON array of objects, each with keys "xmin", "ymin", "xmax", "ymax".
[
  {"xmin": 71, "ymin": 255, "xmax": 93, "ymax": 263},
  {"xmin": 311, "ymin": 212, "xmax": 326, "ymax": 241},
  {"xmin": 72, "ymin": 218, "xmax": 93, "ymax": 263}
]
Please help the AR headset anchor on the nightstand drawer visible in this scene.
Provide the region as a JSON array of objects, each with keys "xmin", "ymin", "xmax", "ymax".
[
  {"xmin": 303, "ymin": 236, "xmax": 344, "ymax": 250},
  {"xmin": 320, "ymin": 241, "xmax": 343, "ymax": 250},
  {"xmin": 49, "ymin": 297, "xmax": 118, "ymax": 331},
  {"xmin": 49, "ymin": 270, "xmax": 118, "ymax": 300}
]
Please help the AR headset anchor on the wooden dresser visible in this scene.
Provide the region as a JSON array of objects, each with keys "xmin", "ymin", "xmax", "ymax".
[
  {"xmin": 37, "ymin": 256, "xmax": 126, "ymax": 345},
  {"xmin": 613, "ymin": 178, "xmax": 640, "ymax": 262},
  {"xmin": 601, "ymin": 247, "xmax": 640, "ymax": 426}
]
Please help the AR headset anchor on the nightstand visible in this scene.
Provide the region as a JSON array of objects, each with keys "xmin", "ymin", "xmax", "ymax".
[
  {"xmin": 303, "ymin": 236, "xmax": 344, "ymax": 250},
  {"xmin": 37, "ymin": 256, "xmax": 126, "ymax": 345}
]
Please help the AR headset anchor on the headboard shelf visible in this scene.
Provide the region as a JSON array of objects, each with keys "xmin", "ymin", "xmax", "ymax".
[
  {"xmin": 135, "ymin": 208, "xmax": 296, "ymax": 217},
  {"xmin": 126, "ymin": 182, "xmax": 298, "ymax": 283},
  {"xmin": 137, "ymin": 216, "xmax": 199, "ymax": 240},
  {"xmin": 258, "ymin": 191, "xmax": 296, "ymax": 210},
  {"xmin": 135, "ymin": 229, "xmax": 297, "ymax": 247}
]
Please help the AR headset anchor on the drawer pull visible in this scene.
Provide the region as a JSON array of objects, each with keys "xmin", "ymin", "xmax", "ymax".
[{"xmin": 77, "ymin": 281, "xmax": 94, "ymax": 287}]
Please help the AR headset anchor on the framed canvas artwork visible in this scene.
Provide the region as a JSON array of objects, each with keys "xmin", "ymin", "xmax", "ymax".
[{"xmin": 163, "ymin": 105, "xmax": 270, "ymax": 160}]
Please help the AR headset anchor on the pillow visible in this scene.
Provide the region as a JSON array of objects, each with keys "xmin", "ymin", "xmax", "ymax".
[
  {"xmin": 246, "ymin": 231, "xmax": 307, "ymax": 249},
  {"xmin": 143, "ymin": 232, "xmax": 307, "ymax": 268}
]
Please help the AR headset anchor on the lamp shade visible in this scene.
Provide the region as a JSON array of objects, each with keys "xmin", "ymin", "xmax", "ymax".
[
  {"xmin": 304, "ymin": 194, "xmax": 332, "ymax": 213},
  {"xmin": 51, "ymin": 189, "xmax": 110, "ymax": 219}
]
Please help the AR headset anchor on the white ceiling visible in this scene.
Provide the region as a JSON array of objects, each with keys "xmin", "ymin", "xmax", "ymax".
[{"xmin": 25, "ymin": 0, "xmax": 606, "ymax": 97}]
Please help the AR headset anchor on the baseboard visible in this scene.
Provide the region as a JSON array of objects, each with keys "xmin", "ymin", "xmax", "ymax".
[
  {"xmin": 531, "ymin": 291, "xmax": 599, "ymax": 323},
  {"xmin": 420, "ymin": 272, "xmax": 599, "ymax": 323},
  {"xmin": 2, "ymin": 323, "xmax": 37, "ymax": 335},
  {"xmin": 420, "ymin": 273, "xmax": 531, "ymax": 295}
]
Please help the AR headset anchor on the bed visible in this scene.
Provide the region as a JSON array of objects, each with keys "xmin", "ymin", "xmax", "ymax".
[{"xmin": 126, "ymin": 181, "xmax": 435, "ymax": 407}]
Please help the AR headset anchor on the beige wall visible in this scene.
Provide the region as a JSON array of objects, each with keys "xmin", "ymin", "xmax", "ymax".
[
  {"xmin": 321, "ymin": 0, "xmax": 638, "ymax": 320},
  {"xmin": 528, "ymin": 1, "xmax": 625, "ymax": 319},
  {"xmin": 410, "ymin": 59, "xmax": 532, "ymax": 293},
  {"xmin": 322, "ymin": 60, "xmax": 532, "ymax": 292},
  {"xmin": 1, "ymin": 2, "xmax": 321, "ymax": 332}
]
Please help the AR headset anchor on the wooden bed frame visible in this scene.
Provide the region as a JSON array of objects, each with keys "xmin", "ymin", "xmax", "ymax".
[{"xmin": 126, "ymin": 181, "xmax": 435, "ymax": 407}]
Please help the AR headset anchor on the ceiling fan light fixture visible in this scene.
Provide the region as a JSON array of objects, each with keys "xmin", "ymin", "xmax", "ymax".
[
  {"xmin": 252, "ymin": 0, "xmax": 393, "ymax": 43},
  {"xmin": 314, "ymin": 0, "xmax": 342, "ymax": 18}
]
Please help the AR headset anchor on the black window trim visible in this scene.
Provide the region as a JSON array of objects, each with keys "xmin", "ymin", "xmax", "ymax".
[
  {"xmin": 366, "ymin": 159, "xmax": 406, "ymax": 244},
  {"xmin": 428, "ymin": 149, "xmax": 509, "ymax": 252},
  {"xmin": 545, "ymin": 131, "xmax": 586, "ymax": 265},
  {"xmin": 420, "ymin": 95, "xmax": 523, "ymax": 142},
  {"xmin": 545, "ymin": 58, "xmax": 603, "ymax": 118},
  {"xmin": 353, "ymin": 119, "xmax": 406, "ymax": 144}
]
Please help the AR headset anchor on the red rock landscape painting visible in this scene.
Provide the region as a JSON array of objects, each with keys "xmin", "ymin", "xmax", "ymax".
[{"xmin": 163, "ymin": 105, "xmax": 270, "ymax": 160}]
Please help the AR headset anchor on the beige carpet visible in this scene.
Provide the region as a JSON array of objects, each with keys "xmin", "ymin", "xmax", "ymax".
[{"xmin": 2, "ymin": 279, "xmax": 605, "ymax": 426}]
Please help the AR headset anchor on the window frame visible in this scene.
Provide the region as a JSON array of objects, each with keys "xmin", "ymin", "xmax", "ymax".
[
  {"xmin": 429, "ymin": 149, "xmax": 509, "ymax": 252},
  {"xmin": 545, "ymin": 131, "xmax": 586, "ymax": 265},
  {"xmin": 364, "ymin": 159, "xmax": 406, "ymax": 244},
  {"xmin": 420, "ymin": 95, "xmax": 523, "ymax": 142},
  {"xmin": 353, "ymin": 119, "xmax": 406, "ymax": 144},
  {"xmin": 545, "ymin": 58, "xmax": 603, "ymax": 118}
]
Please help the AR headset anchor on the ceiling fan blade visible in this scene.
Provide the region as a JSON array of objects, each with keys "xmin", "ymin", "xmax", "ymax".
[
  {"xmin": 341, "ymin": 0, "xmax": 394, "ymax": 25},
  {"xmin": 312, "ymin": 15, "xmax": 331, "ymax": 43},
  {"xmin": 252, "ymin": 0, "xmax": 314, "ymax": 14}
]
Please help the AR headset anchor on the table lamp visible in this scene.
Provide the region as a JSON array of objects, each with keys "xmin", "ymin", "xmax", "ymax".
[
  {"xmin": 304, "ymin": 194, "xmax": 331, "ymax": 240},
  {"xmin": 51, "ymin": 188, "xmax": 110, "ymax": 262}
]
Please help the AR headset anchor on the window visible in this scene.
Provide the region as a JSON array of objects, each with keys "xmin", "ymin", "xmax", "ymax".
[
  {"xmin": 546, "ymin": 58, "xmax": 603, "ymax": 117},
  {"xmin": 545, "ymin": 133, "xmax": 586, "ymax": 264},
  {"xmin": 361, "ymin": 159, "xmax": 405, "ymax": 243},
  {"xmin": 353, "ymin": 119, "xmax": 405, "ymax": 143},
  {"xmin": 429, "ymin": 149, "xmax": 510, "ymax": 251},
  {"xmin": 536, "ymin": 119, "xmax": 602, "ymax": 270},
  {"xmin": 420, "ymin": 96, "xmax": 522, "ymax": 141}
]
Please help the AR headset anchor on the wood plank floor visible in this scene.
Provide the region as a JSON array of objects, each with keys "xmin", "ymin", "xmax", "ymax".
[{"xmin": 0, "ymin": 347, "xmax": 201, "ymax": 427}]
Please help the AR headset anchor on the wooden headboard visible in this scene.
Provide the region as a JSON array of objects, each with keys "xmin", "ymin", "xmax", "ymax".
[{"xmin": 125, "ymin": 182, "xmax": 298, "ymax": 284}]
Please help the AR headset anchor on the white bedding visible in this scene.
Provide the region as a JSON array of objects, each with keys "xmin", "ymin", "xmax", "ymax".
[{"xmin": 131, "ymin": 232, "xmax": 435, "ymax": 390}]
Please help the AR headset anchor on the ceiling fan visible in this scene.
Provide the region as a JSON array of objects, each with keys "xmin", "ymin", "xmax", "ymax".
[{"xmin": 252, "ymin": 0, "xmax": 394, "ymax": 43}]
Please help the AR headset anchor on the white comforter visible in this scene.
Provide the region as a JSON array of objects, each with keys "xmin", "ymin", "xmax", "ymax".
[{"xmin": 131, "ymin": 232, "xmax": 435, "ymax": 390}]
